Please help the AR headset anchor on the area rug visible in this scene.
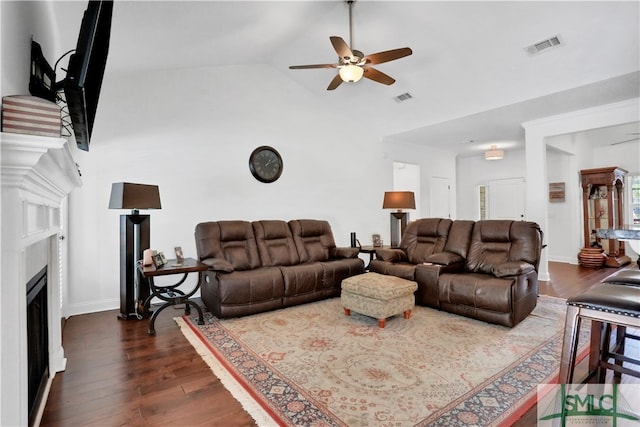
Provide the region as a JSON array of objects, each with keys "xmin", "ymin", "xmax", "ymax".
[{"xmin": 176, "ymin": 296, "xmax": 589, "ymax": 426}]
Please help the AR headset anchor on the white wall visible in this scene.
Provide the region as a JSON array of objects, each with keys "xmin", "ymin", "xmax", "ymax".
[
  {"xmin": 64, "ymin": 64, "xmax": 458, "ymax": 315},
  {"xmin": 545, "ymin": 146, "xmax": 579, "ymax": 263},
  {"xmin": 456, "ymin": 149, "xmax": 526, "ymax": 220}
]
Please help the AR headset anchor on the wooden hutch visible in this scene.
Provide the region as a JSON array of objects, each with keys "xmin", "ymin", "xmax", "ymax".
[{"xmin": 579, "ymin": 167, "xmax": 631, "ymax": 268}]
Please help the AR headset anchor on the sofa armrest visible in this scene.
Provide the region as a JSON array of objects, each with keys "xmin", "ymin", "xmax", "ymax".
[
  {"xmin": 414, "ymin": 262, "xmax": 463, "ymax": 308},
  {"xmin": 331, "ymin": 247, "xmax": 360, "ymax": 259},
  {"xmin": 424, "ymin": 251, "xmax": 464, "ymax": 266},
  {"xmin": 201, "ymin": 257, "xmax": 234, "ymax": 273},
  {"xmin": 492, "ymin": 261, "xmax": 535, "ymax": 278},
  {"xmin": 375, "ymin": 248, "xmax": 408, "ymax": 262}
]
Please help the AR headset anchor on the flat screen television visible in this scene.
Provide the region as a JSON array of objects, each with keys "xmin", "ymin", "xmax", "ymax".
[{"xmin": 63, "ymin": 0, "xmax": 113, "ymax": 151}]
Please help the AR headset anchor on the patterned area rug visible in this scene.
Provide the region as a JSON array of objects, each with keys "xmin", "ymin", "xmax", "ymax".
[{"xmin": 176, "ymin": 296, "xmax": 589, "ymax": 426}]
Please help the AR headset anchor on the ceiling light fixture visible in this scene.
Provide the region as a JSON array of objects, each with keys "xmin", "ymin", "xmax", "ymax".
[
  {"xmin": 339, "ymin": 64, "xmax": 364, "ymax": 82},
  {"xmin": 484, "ymin": 145, "xmax": 504, "ymax": 160}
]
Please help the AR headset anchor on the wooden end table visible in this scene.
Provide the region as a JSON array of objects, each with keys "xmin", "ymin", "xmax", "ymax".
[{"xmin": 138, "ymin": 257, "xmax": 206, "ymax": 335}]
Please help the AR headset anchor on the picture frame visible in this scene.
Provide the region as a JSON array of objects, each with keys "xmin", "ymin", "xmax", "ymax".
[
  {"xmin": 174, "ymin": 246, "xmax": 184, "ymax": 261},
  {"xmin": 159, "ymin": 252, "xmax": 167, "ymax": 265},
  {"xmin": 549, "ymin": 182, "xmax": 565, "ymax": 203},
  {"xmin": 372, "ymin": 234, "xmax": 382, "ymax": 247},
  {"xmin": 152, "ymin": 253, "xmax": 165, "ymax": 268}
]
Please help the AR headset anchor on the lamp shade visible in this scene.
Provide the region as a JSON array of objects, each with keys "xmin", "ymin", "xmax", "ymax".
[
  {"xmin": 108, "ymin": 182, "xmax": 161, "ymax": 211},
  {"xmin": 382, "ymin": 191, "xmax": 416, "ymax": 210}
]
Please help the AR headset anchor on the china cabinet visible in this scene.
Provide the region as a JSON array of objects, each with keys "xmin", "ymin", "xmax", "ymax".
[{"xmin": 579, "ymin": 167, "xmax": 631, "ymax": 268}]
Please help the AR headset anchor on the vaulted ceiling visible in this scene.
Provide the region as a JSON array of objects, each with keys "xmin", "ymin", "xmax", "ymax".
[{"xmin": 49, "ymin": 1, "xmax": 640, "ymax": 156}]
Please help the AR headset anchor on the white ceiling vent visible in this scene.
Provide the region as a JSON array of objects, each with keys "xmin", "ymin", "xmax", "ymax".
[
  {"xmin": 524, "ymin": 35, "xmax": 562, "ymax": 56},
  {"xmin": 395, "ymin": 92, "xmax": 413, "ymax": 102}
]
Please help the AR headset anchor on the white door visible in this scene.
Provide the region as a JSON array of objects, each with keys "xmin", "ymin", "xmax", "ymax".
[
  {"xmin": 430, "ymin": 176, "xmax": 451, "ymax": 218},
  {"xmin": 393, "ymin": 162, "xmax": 420, "ymax": 219},
  {"xmin": 488, "ymin": 177, "xmax": 525, "ymax": 220}
]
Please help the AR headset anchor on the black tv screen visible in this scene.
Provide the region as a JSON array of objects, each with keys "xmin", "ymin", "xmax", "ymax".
[{"xmin": 64, "ymin": 0, "xmax": 113, "ymax": 151}]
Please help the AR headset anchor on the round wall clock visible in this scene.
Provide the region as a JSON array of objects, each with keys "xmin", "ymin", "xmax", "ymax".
[{"xmin": 249, "ymin": 146, "xmax": 283, "ymax": 183}]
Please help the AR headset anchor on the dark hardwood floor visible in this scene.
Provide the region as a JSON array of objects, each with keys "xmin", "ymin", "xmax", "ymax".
[{"xmin": 41, "ymin": 262, "xmax": 639, "ymax": 426}]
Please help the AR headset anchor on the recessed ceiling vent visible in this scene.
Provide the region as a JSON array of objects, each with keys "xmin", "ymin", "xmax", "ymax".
[
  {"xmin": 524, "ymin": 35, "xmax": 562, "ymax": 56},
  {"xmin": 395, "ymin": 92, "xmax": 413, "ymax": 102}
]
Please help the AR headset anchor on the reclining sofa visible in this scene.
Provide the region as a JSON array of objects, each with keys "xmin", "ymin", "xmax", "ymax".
[
  {"xmin": 194, "ymin": 219, "xmax": 364, "ymax": 318},
  {"xmin": 370, "ymin": 218, "xmax": 543, "ymax": 327}
]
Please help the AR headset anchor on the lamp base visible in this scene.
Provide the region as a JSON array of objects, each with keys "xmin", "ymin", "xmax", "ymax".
[
  {"xmin": 390, "ymin": 211, "xmax": 409, "ymax": 247},
  {"xmin": 118, "ymin": 214, "xmax": 151, "ymax": 320}
]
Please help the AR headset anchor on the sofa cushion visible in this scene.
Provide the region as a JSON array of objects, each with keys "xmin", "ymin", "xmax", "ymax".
[
  {"xmin": 195, "ymin": 220, "xmax": 261, "ymax": 271},
  {"xmin": 466, "ymin": 220, "xmax": 541, "ymax": 275},
  {"xmin": 439, "ymin": 272, "xmax": 514, "ymax": 313},
  {"xmin": 369, "ymin": 260, "xmax": 416, "ymax": 281},
  {"xmin": 289, "ymin": 219, "xmax": 336, "ymax": 262},
  {"xmin": 401, "ymin": 218, "xmax": 452, "ymax": 264},
  {"xmin": 216, "ymin": 267, "xmax": 285, "ymax": 305},
  {"xmin": 253, "ymin": 220, "xmax": 300, "ymax": 267},
  {"xmin": 375, "ymin": 248, "xmax": 408, "ymax": 262},
  {"xmin": 492, "ymin": 261, "xmax": 535, "ymax": 278},
  {"xmin": 201, "ymin": 258, "xmax": 234, "ymax": 272}
]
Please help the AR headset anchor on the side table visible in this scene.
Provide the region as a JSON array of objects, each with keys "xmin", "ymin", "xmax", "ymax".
[
  {"xmin": 359, "ymin": 245, "xmax": 392, "ymax": 270},
  {"xmin": 138, "ymin": 257, "xmax": 206, "ymax": 335}
]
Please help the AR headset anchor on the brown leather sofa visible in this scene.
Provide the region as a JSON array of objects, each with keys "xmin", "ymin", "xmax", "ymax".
[
  {"xmin": 194, "ymin": 219, "xmax": 364, "ymax": 318},
  {"xmin": 370, "ymin": 218, "xmax": 543, "ymax": 327}
]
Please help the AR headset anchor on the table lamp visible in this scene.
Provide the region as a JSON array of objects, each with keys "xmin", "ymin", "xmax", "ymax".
[
  {"xmin": 383, "ymin": 191, "xmax": 415, "ymax": 247},
  {"xmin": 109, "ymin": 182, "xmax": 161, "ymax": 320}
]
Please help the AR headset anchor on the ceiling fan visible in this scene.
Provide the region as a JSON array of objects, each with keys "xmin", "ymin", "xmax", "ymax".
[
  {"xmin": 289, "ymin": 0, "xmax": 412, "ymax": 91},
  {"xmin": 611, "ymin": 133, "xmax": 640, "ymax": 145}
]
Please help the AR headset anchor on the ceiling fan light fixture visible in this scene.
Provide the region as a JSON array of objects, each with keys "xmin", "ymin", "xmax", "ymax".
[
  {"xmin": 339, "ymin": 64, "xmax": 364, "ymax": 82},
  {"xmin": 485, "ymin": 145, "xmax": 504, "ymax": 160}
]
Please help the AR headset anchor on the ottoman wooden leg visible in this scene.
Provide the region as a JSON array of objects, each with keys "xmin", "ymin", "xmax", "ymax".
[
  {"xmin": 378, "ymin": 319, "xmax": 386, "ymax": 328},
  {"xmin": 344, "ymin": 308, "xmax": 351, "ymax": 316},
  {"xmin": 404, "ymin": 310, "xmax": 412, "ymax": 319}
]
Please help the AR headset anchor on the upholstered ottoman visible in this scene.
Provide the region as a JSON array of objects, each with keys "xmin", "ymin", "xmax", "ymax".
[{"xmin": 341, "ymin": 272, "xmax": 418, "ymax": 328}]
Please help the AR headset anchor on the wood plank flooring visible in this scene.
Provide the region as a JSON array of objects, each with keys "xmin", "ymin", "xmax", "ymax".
[{"xmin": 41, "ymin": 262, "xmax": 639, "ymax": 426}]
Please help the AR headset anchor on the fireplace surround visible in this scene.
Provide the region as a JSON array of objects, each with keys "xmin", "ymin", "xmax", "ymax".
[{"xmin": 1, "ymin": 132, "xmax": 82, "ymax": 426}]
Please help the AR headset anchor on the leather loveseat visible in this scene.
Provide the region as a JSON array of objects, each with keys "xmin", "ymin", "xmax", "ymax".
[
  {"xmin": 194, "ymin": 219, "xmax": 364, "ymax": 318},
  {"xmin": 370, "ymin": 218, "xmax": 543, "ymax": 327}
]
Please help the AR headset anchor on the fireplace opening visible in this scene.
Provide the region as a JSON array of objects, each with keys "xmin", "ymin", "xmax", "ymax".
[{"xmin": 26, "ymin": 266, "xmax": 48, "ymax": 427}]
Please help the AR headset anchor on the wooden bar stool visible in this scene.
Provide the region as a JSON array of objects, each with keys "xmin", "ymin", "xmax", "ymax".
[{"xmin": 559, "ymin": 283, "xmax": 640, "ymax": 384}]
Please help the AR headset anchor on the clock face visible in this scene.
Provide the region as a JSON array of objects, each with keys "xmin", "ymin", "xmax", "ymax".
[{"xmin": 249, "ymin": 146, "xmax": 283, "ymax": 183}]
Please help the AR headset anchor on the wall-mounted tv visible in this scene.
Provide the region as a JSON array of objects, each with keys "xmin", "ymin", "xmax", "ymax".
[{"xmin": 63, "ymin": 0, "xmax": 113, "ymax": 151}]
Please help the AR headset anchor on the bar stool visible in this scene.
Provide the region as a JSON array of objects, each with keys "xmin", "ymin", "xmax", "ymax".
[
  {"xmin": 601, "ymin": 269, "xmax": 640, "ymax": 380},
  {"xmin": 559, "ymin": 283, "xmax": 640, "ymax": 384}
]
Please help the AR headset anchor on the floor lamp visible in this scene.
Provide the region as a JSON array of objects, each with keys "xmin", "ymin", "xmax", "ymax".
[
  {"xmin": 109, "ymin": 182, "xmax": 161, "ymax": 320},
  {"xmin": 383, "ymin": 191, "xmax": 416, "ymax": 247}
]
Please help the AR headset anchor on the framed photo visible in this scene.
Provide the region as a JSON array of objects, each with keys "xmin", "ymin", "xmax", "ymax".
[
  {"xmin": 152, "ymin": 253, "xmax": 165, "ymax": 268},
  {"xmin": 159, "ymin": 252, "xmax": 167, "ymax": 264},
  {"xmin": 549, "ymin": 182, "xmax": 565, "ymax": 203},
  {"xmin": 174, "ymin": 246, "xmax": 184, "ymax": 261},
  {"xmin": 372, "ymin": 234, "xmax": 382, "ymax": 247}
]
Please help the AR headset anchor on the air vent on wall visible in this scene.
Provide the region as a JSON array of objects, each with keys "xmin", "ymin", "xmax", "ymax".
[
  {"xmin": 395, "ymin": 92, "xmax": 413, "ymax": 102},
  {"xmin": 524, "ymin": 35, "xmax": 562, "ymax": 56}
]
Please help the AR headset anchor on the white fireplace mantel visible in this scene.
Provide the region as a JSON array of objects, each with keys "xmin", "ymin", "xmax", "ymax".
[{"xmin": 1, "ymin": 132, "xmax": 82, "ymax": 426}]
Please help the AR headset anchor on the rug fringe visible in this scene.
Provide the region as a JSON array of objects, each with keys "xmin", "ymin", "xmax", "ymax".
[{"xmin": 174, "ymin": 317, "xmax": 279, "ymax": 427}]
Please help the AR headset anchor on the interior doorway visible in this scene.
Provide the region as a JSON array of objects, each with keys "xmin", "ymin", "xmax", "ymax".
[{"xmin": 393, "ymin": 161, "xmax": 420, "ymax": 219}]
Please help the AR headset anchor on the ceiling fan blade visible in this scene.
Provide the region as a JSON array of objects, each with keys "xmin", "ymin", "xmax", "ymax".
[
  {"xmin": 330, "ymin": 36, "xmax": 353, "ymax": 60},
  {"xmin": 327, "ymin": 74, "xmax": 343, "ymax": 91},
  {"xmin": 289, "ymin": 63, "xmax": 338, "ymax": 69},
  {"xmin": 363, "ymin": 67, "xmax": 396, "ymax": 85},
  {"xmin": 611, "ymin": 137, "xmax": 640, "ymax": 145},
  {"xmin": 364, "ymin": 47, "xmax": 413, "ymax": 65}
]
